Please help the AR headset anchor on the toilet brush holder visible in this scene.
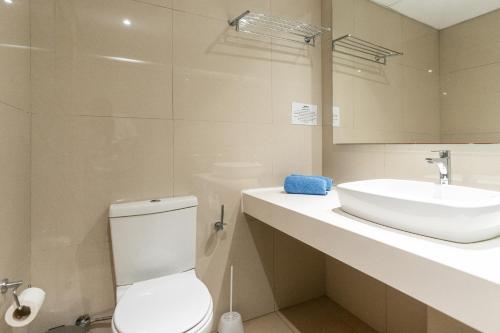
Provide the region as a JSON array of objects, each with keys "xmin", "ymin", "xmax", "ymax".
[
  {"xmin": 218, "ymin": 312, "xmax": 244, "ymax": 333},
  {"xmin": 218, "ymin": 265, "xmax": 244, "ymax": 333}
]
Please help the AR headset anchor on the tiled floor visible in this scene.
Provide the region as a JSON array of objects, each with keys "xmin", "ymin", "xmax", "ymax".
[
  {"xmin": 244, "ymin": 312, "xmax": 295, "ymax": 333},
  {"xmin": 244, "ymin": 296, "xmax": 376, "ymax": 333},
  {"xmin": 86, "ymin": 296, "xmax": 374, "ymax": 333}
]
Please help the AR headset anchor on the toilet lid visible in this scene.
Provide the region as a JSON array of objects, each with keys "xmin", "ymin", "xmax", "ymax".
[{"xmin": 113, "ymin": 271, "xmax": 212, "ymax": 333}]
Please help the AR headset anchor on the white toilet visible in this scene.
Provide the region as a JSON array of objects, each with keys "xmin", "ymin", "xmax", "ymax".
[{"xmin": 109, "ymin": 196, "xmax": 213, "ymax": 333}]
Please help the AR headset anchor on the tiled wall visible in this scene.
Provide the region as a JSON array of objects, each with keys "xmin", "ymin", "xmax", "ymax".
[
  {"xmin": 0, "ymin": 1, "xmax": 31, "ymax": 333},
  {"xmin": 440, "ymin": 9, "xmax": 500, "ymax": 143},
  {"xmin": 326, "ymin": 257, "xmax": 427, "ymax": 333},
  {"xmin": 29, "ymin": 0, "xmax": 325, "ymax": 332},
  {"xmin": 329, "ymin": 0, "xmax": 440, "ymax": 143},
  {"xmin": 324, "ymin": 143, "xmax": 500, "ymax": 192}
]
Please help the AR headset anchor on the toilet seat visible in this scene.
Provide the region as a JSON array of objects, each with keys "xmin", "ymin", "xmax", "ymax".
[{"xmin": 112, "ymin": 270, "xmax": 213, "ymax": 333}]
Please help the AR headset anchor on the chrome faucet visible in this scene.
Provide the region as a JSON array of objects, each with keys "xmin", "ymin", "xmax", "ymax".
[{"xmin": 425, "ymin": 150, "xmax": 450, "ymax": 185}]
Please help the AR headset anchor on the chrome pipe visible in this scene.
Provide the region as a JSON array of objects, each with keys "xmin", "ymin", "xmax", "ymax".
[{"xmin": 0, "ymin": 279, "xmax": 23, "ymax": 294}]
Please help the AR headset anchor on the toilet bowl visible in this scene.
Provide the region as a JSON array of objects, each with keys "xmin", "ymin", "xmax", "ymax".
[
  {"xmin": 112, "ymin": 271, "xmax": 213, "ymax": 333},
  {"xmin": 112, "ymin": 270, "xmax": 213, "ymax": 333},
  {"xmin": 109, "ymin": 196, "xmax": 213, "ymax": 333}
]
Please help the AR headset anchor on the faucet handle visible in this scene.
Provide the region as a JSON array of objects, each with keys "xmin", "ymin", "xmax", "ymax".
[{"xmin": 431, "ymin": 150, "xmax": 450, "ymax": 158}]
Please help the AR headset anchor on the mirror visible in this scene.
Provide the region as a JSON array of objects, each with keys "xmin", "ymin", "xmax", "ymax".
[{"xmin": 329, "ymin": 0, "xmax": 500, "ymax": 144}]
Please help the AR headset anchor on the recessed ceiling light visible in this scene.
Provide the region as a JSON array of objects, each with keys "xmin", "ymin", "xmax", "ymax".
[
  {"xmin": 442, "ymin": 92, "xmax": 448, "ymax": 96},
  {"xmin": 122, "ymin": 18, "xmax": 132, "ymax": 26},
  {"xmin": 4, "ymin": 0, "xmax": 13, "ymax": 4},
  {"xmin": 428, "ymin": 69, "xmax": 433, "ymax": 73},
  {"xmin": 357, "ymin": 69, "xmax": 362, "ymax": 73}
]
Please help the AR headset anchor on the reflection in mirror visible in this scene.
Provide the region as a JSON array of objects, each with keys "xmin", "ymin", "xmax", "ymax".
[{"xmin": 329, "ymin": 0, "xmax": 500, "ymax": 144}]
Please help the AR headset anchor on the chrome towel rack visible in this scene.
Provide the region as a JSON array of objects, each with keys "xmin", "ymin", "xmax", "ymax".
[
  {"xmin": 332, "ymin": 34, "xmax": 403, "ymax": 65},
  {"xmin": 228, "ymin": 10, "xmax": 330, "ymax": 46}
]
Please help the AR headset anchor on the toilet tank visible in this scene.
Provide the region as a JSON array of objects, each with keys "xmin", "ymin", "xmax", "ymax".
[{"xmin": 109, "ymin": 196, "xmax": 198, "ymax": 286}]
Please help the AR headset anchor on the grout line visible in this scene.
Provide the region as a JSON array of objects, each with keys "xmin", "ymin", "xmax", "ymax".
[
  {"xmin": 444, "ymin": 59, "xmax": 500, "ymax": 75},
  {"xmin": 384, "ymin": 284, "xmax": 389, "ymax": 333},
  {"xmin": 0, "ymin": 100, "xmax": 25, "ymax": 113},
  {"xmin": 129, "ymin": 0, "xmax": 171, "ymax": 9},
  {"xmin": 127, "ymin": 0, "xmax": 278, "ymax": 25},
  {"xmin": 72, "ymin": 114, "xmax": 172, "ymax": 120},
  {"xmin": 438, "ymin": 30, "xmax": 443, "ymax": 139},
  {"xmin": 383, "ymin": 147, "xmax": 387, "ymax": 178},
  {"xmin": 268, "ymin": 0, "xmax": 275, "ymax": 182},
  {"xmin": 28, "ymin": 0, "xmax": 33, "ymax": 288},
  {"xmin": 171, "ymin": 1, "xmax": 176, "ymax": 197},
  {"xmin": 171, "ymin": 6, "xmax": 246, "ymax": 24},
  {"xmin": 272, "ymin": 228, "xmax": 277, "ymax": 312},
  {"xmin": 45, "ymin": 113, "xmax": 276, "ymax": 125},
  {"xmin": 276, "ymin": 311, "xmax": 301, "ymax": 333}
]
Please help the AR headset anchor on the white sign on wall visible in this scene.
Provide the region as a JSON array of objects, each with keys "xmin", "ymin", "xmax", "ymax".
[
  {"xmin": 332, "ymin": 106, "xmax": 341, "ymax": 127},
  {"xmin": 291, "ymin": 102, "xmax": 318, "ymax": 125}
]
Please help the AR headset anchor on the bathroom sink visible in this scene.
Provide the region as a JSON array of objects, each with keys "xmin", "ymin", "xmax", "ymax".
[{"xmin": 337, "ymin": 179, "xmax": 500, "ymax": 243}]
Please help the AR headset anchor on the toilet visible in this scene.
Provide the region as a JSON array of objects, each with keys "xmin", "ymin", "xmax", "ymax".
[{"xmin": 109, "ymin": 196, "xmax": 213, "ymax": 333}]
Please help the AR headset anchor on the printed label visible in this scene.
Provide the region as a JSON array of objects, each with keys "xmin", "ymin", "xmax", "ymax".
[
  {"xmin": 332, "ymin": 106, "xmax": 341, "ymax": 127},
  {"xmin": 291, "ymin": 102, "xmax": 318, "ymax": 126}
]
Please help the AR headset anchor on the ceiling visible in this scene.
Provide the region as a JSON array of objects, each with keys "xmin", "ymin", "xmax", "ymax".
[{"xmin": 371, "ymin": 0, "xmax": 500, "ymax": 29}]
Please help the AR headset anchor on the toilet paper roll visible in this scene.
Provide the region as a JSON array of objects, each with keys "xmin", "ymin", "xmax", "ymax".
[{"xmin": 4, "ymin": 287, "xmax": 46, "ymax": 328}]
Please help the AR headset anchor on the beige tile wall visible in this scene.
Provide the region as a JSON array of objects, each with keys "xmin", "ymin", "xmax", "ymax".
[
  {"xmin": 440, "ymin": 9, "xmax": 500, "ymax": 143},
  {"xmin": 0, "ymin": 0, "xmax": 31, "ymax": 333},
  {"xmin": 326, "ymin": 258, "xmax": 388, "ymax": 332},
  {"xmin": 329, "ymin": 0, "xmax": 440, "ymax": 144},
  {"xmin": 30, "ymin": 0, "xmax": 325, "ymax": 332},
  {"xmin": 325, "ymin": 256, "xmax": 428, "ymax": 333}
]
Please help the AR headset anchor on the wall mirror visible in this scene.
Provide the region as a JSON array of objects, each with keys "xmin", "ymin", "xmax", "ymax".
[{"xmin": 329, "ymin": 0, "xmax": 500, "ymax": 144}]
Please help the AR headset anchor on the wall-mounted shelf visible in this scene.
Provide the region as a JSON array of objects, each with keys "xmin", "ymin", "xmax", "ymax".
[
  {"xmin": 228, "ymin": 10, "xmax": 330, "ymax": 46},
  {"xmin": 332, "ymin": 34, "xmax": 403, "ymax": 65}
]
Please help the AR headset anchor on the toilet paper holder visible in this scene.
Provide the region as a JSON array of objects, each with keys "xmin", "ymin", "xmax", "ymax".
[
  {"xmin": 1, "ymin": 278, "xmax": 23, "ymax": 295},
  {"xmin": 214, "ymin": 205, "xmax": 227, "ymax": 232},
  {"xmin": 1, "ymin": 278, "xmax": 31, "ymax": 319}
]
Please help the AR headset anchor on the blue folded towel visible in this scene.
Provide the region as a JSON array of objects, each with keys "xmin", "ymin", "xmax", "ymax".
[
  {"xmin": 284, "ymin": 175, "xmax": 327, "ymax": 196},
  {"xmin": 292, "ymin": 174, "xmax": 334, "ymax": 191}
]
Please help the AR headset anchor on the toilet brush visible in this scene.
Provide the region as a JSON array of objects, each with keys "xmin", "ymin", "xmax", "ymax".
[{"xmin": 218, "ymin": 265, "xmax": 244, "ymax": 333}]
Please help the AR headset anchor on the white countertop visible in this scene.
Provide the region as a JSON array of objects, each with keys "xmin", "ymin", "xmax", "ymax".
[{"xmin": 242, "ymin": 187, "xmax": 500, "ymax": 332}]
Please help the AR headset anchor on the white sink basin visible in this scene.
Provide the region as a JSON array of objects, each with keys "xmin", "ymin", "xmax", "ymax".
[{"xmin": 337, "ymin": 179, "xmax": 500, "ymax": 243}]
